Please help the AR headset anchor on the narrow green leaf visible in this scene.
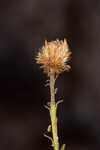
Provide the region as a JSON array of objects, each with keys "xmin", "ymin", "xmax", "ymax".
[{"xmin": 61, "ymin": 144, "xmax": 66, "ymax": 150}]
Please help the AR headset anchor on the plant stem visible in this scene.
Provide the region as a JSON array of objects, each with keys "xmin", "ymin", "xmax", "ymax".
[{"xmin": 50, "ymin": 72, "xmax": 59, "ymax": 150}]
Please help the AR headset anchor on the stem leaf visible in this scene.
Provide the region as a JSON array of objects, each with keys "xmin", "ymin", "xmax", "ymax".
[
  {"xmin": 43, "ymin": 134, "xmax": 54, "ymax": 146},
  {"xmin": 61, "ymin": 144, "xmax": 66, "ymax": 150},
  {"xmin": 44, "ymin": 105, "xmax": 50, "ymax": 110},
  {"xmin": 56, "ymin": 99, "xmax": 63, "ymax": 110}
]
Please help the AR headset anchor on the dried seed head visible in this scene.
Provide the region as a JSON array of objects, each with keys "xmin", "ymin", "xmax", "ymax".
[{"xmin": 36, "ymin": 39, "xmax": 71, "ymax": 75}]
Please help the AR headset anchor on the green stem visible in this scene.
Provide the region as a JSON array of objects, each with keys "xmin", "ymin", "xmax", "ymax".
[
  {"xmin": 50, "ymin": 72, "xmax": 59, "ymax": 150},
  {"xmin": 50, "ymin": 104, "xmax": 59, "ymax": 150}
]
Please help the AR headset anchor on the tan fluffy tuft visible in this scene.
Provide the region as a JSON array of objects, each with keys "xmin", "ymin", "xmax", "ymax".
[{"xmin": 36, "ymin": 39, "xmax": 71, "ymax": 75}]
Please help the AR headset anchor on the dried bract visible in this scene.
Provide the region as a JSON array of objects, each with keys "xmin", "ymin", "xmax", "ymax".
[{"xmin": 36, "ymin": 39, "xmax": 71, "ymax": 75}]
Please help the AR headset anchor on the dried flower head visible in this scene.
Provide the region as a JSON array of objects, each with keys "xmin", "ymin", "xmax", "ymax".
[{"xmin": 36, "ymin": 39, "xmax": 71, "ymax": 75}]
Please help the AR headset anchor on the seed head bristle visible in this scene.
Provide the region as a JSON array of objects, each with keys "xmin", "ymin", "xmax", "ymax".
[{"xmin": 36, "ymin": 39, "xmax": 71, "ymax": 75}]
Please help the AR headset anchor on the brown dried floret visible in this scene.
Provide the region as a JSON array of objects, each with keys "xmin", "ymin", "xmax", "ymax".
[{"xmin": 36, "ymin": 39, "xmax": 71, "ymax": 75}]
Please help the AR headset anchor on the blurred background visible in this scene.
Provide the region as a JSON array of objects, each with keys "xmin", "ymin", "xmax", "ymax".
[{"xmin": 0, "ymin": 0, "xmax": 100, "ymax": 149}]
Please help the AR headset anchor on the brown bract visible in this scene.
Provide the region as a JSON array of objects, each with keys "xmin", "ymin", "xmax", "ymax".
[{"xmin": 35, "ymin": 39, "xmax": 71, "ymax": 75}]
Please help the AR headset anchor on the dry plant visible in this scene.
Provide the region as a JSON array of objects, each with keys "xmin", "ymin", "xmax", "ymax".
[{"xmin": 35, "ymin": 39, "xmax": 71, "ymax": 150}]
